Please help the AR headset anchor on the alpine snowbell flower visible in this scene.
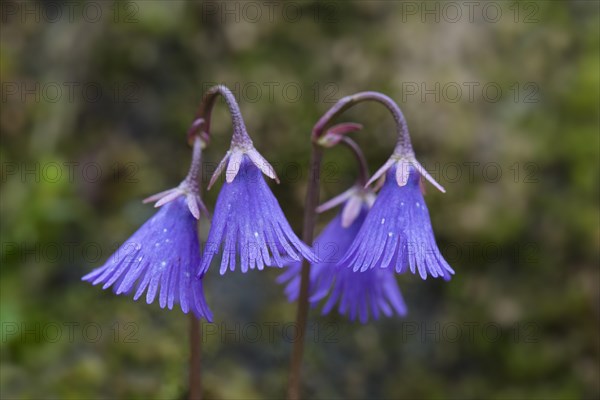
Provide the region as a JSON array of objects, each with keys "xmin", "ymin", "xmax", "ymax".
[
  {"xmin": 83, "ymin": 137, "xmax": 213, "ymax": 320},
  {"xmin": 340, "ymin": 160, "xmax": 454, "ymax": 280},
  {"xmin": 197, "ymin": 89, "xmax": 316, "ymax": 276},
  {"xmin": 287, "ymin": 91, "xmax": 455, "ymax": 399},
  {"xmin": 279, "ymin": 187, "xmax": 407, "ymax": 323}
]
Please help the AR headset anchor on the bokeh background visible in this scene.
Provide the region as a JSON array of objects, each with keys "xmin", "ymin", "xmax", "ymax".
[{"xmin": 1, "ymin": 1, "xmax": 599, "ymax": 399}]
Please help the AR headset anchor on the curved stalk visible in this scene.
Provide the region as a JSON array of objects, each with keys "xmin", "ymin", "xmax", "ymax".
[
  {"xmin": 289, "ymin": 91, "xmax": 413, "ymax": 399},
  {"xmin": 188, "ymin": 85, "xmax": 253, "ymax": 148},
  {"xmin": 312, "ymin": 91, "xmax": 413, "ymax": 156}
]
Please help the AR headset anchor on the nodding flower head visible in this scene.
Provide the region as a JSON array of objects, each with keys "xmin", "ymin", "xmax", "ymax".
[
  {"xmin": 83, "ymin": 196, "xmax": 213, "ymax": 321},
  {"xmin": 82, "ymin": 136, "xmax": 212, "ymax": 320},
  {"xmin": 198, "ymin": 144, "xmax": 317, "ymax": 276},
  {"xmin": 339, "ymin": 164, "xmax": 454, "ymax": 280},
  {"xmin": 279, "ymin": 187, "xmax": 407, "ymax": 323}
]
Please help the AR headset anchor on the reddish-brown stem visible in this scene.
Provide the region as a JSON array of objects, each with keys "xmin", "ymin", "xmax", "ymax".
[
  {"xmin": 312, "ymin": 91, "xmax": 413, "ymax": 156},
  {"xmin": 289, "ymin": 91, "xmax": 411, "ymax": 399},
  {"xmin": 287, "ymin": 144, "xmax": 323, "ymax": 400},
  {"xmin": 287, "ymin": 141, "xmax": 366, "ymax": 399}
]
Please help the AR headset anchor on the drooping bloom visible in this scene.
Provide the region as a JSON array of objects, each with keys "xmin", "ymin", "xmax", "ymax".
[
  {"xmin": 83, "ymin": 137, "xmax": 213, "ymax": 320},
  {"xmin": 198, "ymin": 146, "xmax": 317, "ymax": 276},
  {"xmin": 339, "ymin": 161, "xmax": 454, "ymax": 280},
  {"xmin": 279, "ymin": 188, "xmax": 407, "ymax": 323}
]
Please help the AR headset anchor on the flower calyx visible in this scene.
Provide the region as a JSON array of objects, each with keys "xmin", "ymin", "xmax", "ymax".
[
  {"xmin": 366, "ymin": 152, "xmax": 446, "ymax": 193},
  {"xmin": 208, "ymin": 144, "xmax": 279, "ymax": 190}
]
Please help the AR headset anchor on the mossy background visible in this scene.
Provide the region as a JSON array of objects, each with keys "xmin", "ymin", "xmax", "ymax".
[{"xmin": 1, "ymin": 1, "xmax": 599, "ymax": 399}]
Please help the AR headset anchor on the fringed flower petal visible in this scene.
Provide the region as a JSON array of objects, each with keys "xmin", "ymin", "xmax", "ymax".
[
  {"xmin": 198, "ymin": 156, "xmax": 316, "ymax": 276},
  {"xmin": 339, "ymin": 166, "xmax": 454, "ymax": 280},
  {"xmin": 82, "ymin": 197, "xmax": 213, "ymax": 321},
  {"xmin": 280, "ymin": 204, "xmax": 407, "ymax": 323}
]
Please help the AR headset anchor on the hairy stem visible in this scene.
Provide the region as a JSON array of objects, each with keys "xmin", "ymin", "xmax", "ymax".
[
  {"xmin": 182, "ymin": 136, "xmax": 205, "ymax": 198},
  {"xmin": 190, "ymin": 85, "xmax": 253, "ymax": 148},
  {"xmin": 287, "ymin": 144, "xmax": 323, "ymax": 400}
]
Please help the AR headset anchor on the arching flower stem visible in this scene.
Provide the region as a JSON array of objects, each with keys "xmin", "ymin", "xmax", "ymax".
[
  {"xmin": 289, "ymin": 91, "xmax": 442, "ymax": 399},
  {"xmin": 188, "ymin": 85, "xmax": 252, "ymax": 148},
  {"xmin": 183, "ymin": 84, "xmax": 256, "ymax": 400},
  {"xmin": 189, "ymin": 85, "xmax": 279, "ymax": 188},
  {"xmin": 312, "ymin": 91, "xmax": 413, "ymax": 156}
]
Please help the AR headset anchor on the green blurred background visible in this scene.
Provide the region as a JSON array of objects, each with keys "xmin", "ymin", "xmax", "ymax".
[{"xmin": 1, "ymin": 1, "xmax": 599, "ymax": 399}]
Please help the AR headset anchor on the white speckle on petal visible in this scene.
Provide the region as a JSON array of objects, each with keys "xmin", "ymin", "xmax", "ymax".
[
  {"xmin": 401, "ymin": 202, "xmax": 404, "ymax": 206},
  {"xmin": 138, "ymin": 257, "xmax": 143, "ymax": 262},
  {"xmin": 163, "ymin": 228, "xmax": 168, "ymax": 233},
  {"xmin": 160, "ymin": 261, "xmax": 166, "ymax": 267},
  {"xmin": 388, "ymin": 232, "xmax": 393, "ymax": 237},
  {"xmin": 165, "ymin": 239, "xmax": 170, "ymax": 243},
  {"xmin": 381, "ymin": 218, "xmax": 385, "ymax": 225},
  {"xmin": 135, "ymin": 244, "xmax": 141, "ymax": 250},
  {"xmin": 254, "ymin": 232, "xmax": 259, "ymax": 238},
  {"xmin": 155, "ymin": 242, "xmax": 160, "ymax": 247},
  {"xmin": 185, "ymin": 272, "xmax": 190, "ymax": 278},
  {"xmin": 416, "ymin": 202, "xmax": 420, "ymax": 207}
]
